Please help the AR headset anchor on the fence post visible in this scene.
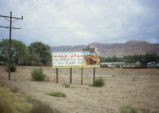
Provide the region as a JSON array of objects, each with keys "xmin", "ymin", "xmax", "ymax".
[
  {"xmin": 81, "ymin": 68, "xmax": 83, "ymax": 85},
  {"xmin": 56, "ymin": 68, "xmax": 58, "ymax": 83},
  {"xmin": 70, "ymin": 68, "xmax": 72, "ymax": 84},
  {"xmin": 93, "ymin": 68, "xmax": 96, "ymax": 84}
]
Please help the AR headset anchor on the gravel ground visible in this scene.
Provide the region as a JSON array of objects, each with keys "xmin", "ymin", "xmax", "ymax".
[{"xmin": 0, "ymin": 66, "xmax": 159, "ymax": 113}]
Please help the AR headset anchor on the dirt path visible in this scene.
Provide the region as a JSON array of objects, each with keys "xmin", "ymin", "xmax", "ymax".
[{"xmin": 0, "ymin": 66, "xmax": 159, "ymax": 113}]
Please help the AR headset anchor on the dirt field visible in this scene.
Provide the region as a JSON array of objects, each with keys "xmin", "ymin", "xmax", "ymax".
[{"xmin": 0, "ymin": 66, "xmax": 159, "ymax": 113}]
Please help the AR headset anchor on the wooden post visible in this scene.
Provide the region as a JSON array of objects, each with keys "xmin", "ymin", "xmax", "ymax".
[
  {"xmin": 70, "ymin": 68, "xmax": 72, "ymax": 84},
  {"xmin": 81, "ymin": 68, "xmax": 83, "ymax": 85},
  {"xmin": 56, "ymin": 68, "xmax": 58, "ymax": 83},
  {"xmin": 93, "ymin": 68, "xmax": 96, "ymax": 84}
]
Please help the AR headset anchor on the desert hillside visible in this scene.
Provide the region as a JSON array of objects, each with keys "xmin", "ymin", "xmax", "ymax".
[{"xmin": 52, "ymin": 40, "xmax": 159, "ymax": 57}]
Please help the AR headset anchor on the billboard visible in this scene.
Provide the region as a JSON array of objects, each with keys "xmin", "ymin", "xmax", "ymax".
[{"xmin": 52, "ymin": 52, "xmax": 100, "ymax": 68}]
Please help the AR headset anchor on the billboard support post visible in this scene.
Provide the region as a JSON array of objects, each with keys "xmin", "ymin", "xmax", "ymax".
[
  {"xmin": 93, "ymin": 68, "xmax": 96, "ymax": 83},
  {"xmin": 52, "ymin": 52, "xmax": 100, "ymax": 85},
  {"xmin": 56, "ymin": 68, "xmax": 58, "ymax": 83},
  {"xmin": 81, "ymin": 68, "xmax": 83, "ymax": 85},
  {"xmin": 70, "ymin": 68, "xmax": 72, "ymax": 84}
]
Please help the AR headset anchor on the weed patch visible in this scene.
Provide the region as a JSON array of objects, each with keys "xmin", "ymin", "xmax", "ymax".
[
  {"xmin": 10, "ymin": 87, "xmax": 19, "ymax": 92},
  {"xmin": 62, "ymin": 83, "xmax": 70, "ymax": 88},
  {"xmin": 47, "ymin": 91, "xmax": 66, "ymax": 97},
  {"xmin": 120, "ymin": 105, "xmax": 137, "ymax": 113}
]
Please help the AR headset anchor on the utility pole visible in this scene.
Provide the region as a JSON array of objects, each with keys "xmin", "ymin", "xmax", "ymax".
[{"xmin": 0, "ymin": 12, "xmax": 23, "ymax": 80}]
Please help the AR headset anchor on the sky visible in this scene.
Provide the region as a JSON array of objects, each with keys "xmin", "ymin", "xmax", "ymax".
[{"xmin": 0, "ymin": 0, "xmax": 159, "ymax": 46}]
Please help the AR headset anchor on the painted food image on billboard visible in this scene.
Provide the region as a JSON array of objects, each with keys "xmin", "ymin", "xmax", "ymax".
[
  {"xmin": 82, "ymin": 45, "xmax": 100, "ymax": 66},
  {"xmin": 84, "ymin": 53, "xmax": 100, "ymax": 65}
]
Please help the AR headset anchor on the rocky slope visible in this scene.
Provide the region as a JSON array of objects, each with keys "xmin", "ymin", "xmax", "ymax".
[{"xmin": 51, "ymin": 40, "xmax": 159, "ymax": 57}]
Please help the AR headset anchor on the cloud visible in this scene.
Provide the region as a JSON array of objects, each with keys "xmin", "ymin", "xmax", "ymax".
[{"xmin": 0, "ymin": 0, "xmax": 159, "ymax": 46}]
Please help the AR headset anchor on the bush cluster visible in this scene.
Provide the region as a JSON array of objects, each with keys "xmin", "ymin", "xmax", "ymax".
[
  {"xmin": 62, "ymin": 83, "xmax": 70, "ymax": 88},
  {"xmin": 93, "ymin": 77, "xmax": 105, "ymax": 87},
  {"xmin": 10, "ymin": 64, "xmax": 16, "ymax": 72},
  {"xmin": 120, "ymin": 105, "xmax": 137, "ymax": 113},
  {"xmin": 7, "ymin": 64, "xmax": 16, "ymax": 72},
  {"xmin": 31, "ymin": 68, "xmax": 46, "ymax": 81}
]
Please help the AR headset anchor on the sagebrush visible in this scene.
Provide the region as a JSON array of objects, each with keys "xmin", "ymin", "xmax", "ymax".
[
  {"xmin": 120, "ymin": 105, "xmax": 137, "ymax": 113},
  {"xmin": 62, "ymin": 83, "xmax": 70, "ymax": 88},
  {"xmin": 31, "ymin": 68, "xmax": 46, "ymax": 81},
  {"xmin": 7, "ymin": 64, "xmax": 16, "ymax": 72},
  {"xmin": 93, "ymin": 77, "xmax": 105, "ymax": 87}
]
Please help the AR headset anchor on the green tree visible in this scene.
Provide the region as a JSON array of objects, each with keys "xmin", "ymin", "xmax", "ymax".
[
  {"xmin": 29, "ymin": 51, "xmax": 41, "ymax": 65},
  {"xmin": 28, "ymin": 42, "xmax": 51, "ymax": 65},
  {"xmin": 100, "ymin": 56, "xmax": 124, "ymax": 62},
  {"xmin": 83, "ymin": 45, "xmax": 97, "ymax": 54},
  {"xmin": 0, "ymin": 53, "xmax": 5, "ymax": 63},
  {"xmin": 123, "ymin": 53, "xmax": 159, "ymax": 66},
  {"xmin": 0, "ymin": 39, "xmax": 9, "ymax": 64},
  {"xmin": 0, "ymin": 39, "xmax": 28, "ymax": 65}
]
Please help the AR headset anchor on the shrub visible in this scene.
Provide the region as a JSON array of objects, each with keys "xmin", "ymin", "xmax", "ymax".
[
  {"xmin": 93, "ymin": 77, "xmax": 105, "ymax": 87},
  {"xmin": 115, "ymin": 64, "xmax": 120, "ymax": 68},
  {"xmin": 47, "ymin": 91, "xmax": 66, "ymax": 97},
  {"xmin": 62, "ymin": 83, "xmax": 70, "ymax": 88},
  {"xmin": 31, "ymin": 68, "xmax": 46, "ymax": 81},
  {"xmin": 10, "ymin": 87, "xmax": 18, "ymax": 92},
  {"xmin": 30, "ymin": 103, "xmax": 60, "ymax": 113},
  {"xmin": 45, "ymin": 76, "xmax": 50, "ymax": 81},
  {"xmin": 7, "ymin": 64, "xmax": 16, "ymax": 72},
  {"xmin": 135, "ymin": 61, "xmax": 141, "ymax": 67},
  {"xmin": 120, "ymin": 105, "xmax": 137, "ymax": 113},
  {"xmin": 109, "ymin": 66, "xmax": 115, "ymax": 70}
]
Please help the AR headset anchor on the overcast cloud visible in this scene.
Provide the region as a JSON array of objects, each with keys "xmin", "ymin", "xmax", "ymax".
[{"xmin": 0, "ymin": 0, "xmax": 159, "ymax": 46}]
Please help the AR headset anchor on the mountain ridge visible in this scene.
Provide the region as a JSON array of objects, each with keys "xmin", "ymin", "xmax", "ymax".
[{"xmin": 51, "ymin": 40, "xmax": 159, "ymax": 57}]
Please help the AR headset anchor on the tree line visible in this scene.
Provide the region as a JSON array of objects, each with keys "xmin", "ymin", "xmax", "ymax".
[
  {"xmin": 1, "ymin": 39, "xmax": 158, "ymax": 66},
  {"xmin": 100, "ymin": 54, "xmax": 159, "ymax": 66},
  {"xmin": 0, "ymin": 39, "xmax": 52, "ymax": 65}
]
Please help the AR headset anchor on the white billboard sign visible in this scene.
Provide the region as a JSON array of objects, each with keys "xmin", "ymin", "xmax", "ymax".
[
  {"xmin": 52, "ymin": 52, "xmax": 100, "ymax": 68},
  {"xmin": 52, "ymin": 52, "xmax": 83, "ymax": 67}
]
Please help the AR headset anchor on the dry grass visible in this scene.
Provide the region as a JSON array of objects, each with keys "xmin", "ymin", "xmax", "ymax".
[
  {"xmin": 0, "ymin": 66, "xmax": 159, "ymax": 113},
  {"xmin": 0, "ymin": 85, "xmax": 32, "ymax": 113},
  {"xmin": 31, "ymin": 102, "xmax": 60, "ymax": 113}
]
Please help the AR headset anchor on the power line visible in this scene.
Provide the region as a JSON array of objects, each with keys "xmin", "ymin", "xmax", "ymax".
[
  {"xmin": 0, "ymin": 25, "xmax": 21, "ymax": 29},
  {"xmin": 0, "ymin": 14, "xmax": 23, "ymax": 20},
  {"xmin": 0, "ymin": 12, "xmax": 23, "ymax": 80}
]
